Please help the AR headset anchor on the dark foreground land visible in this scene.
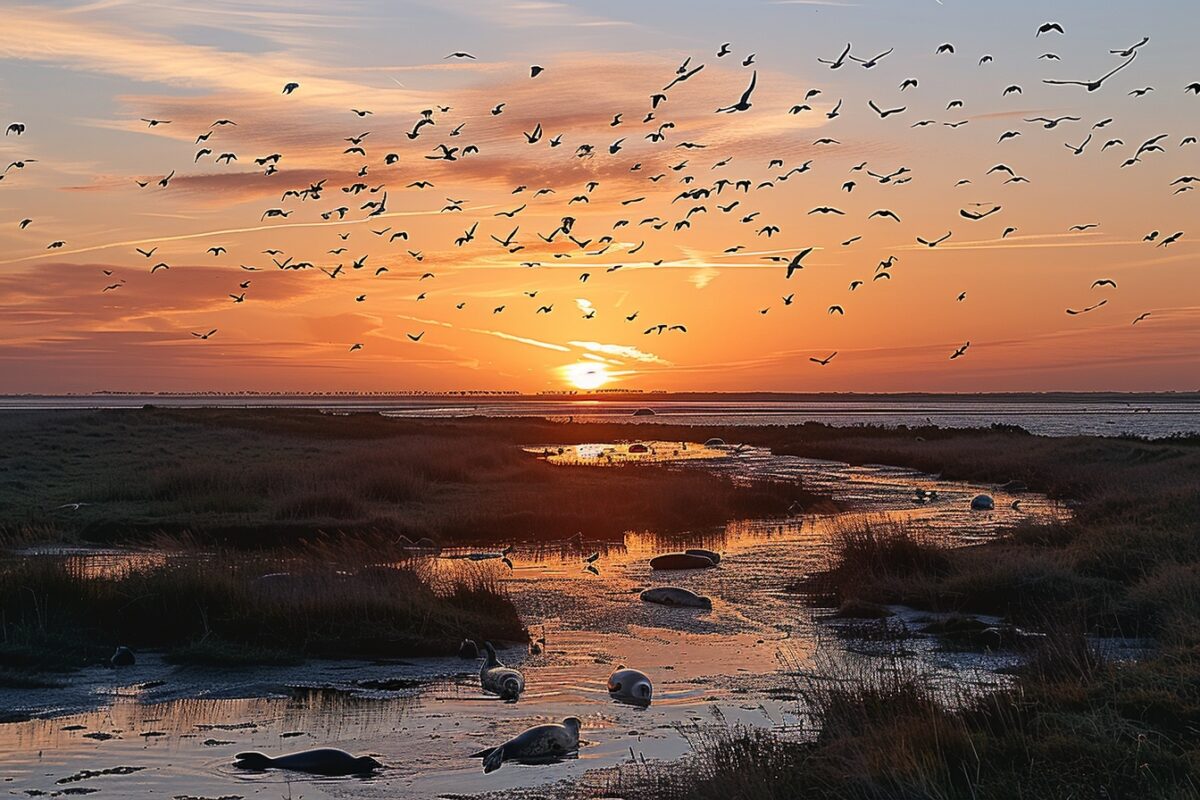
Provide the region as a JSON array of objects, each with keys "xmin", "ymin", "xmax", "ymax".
[{"xmin": 2, "ymin": 410, "xmax": 1199, "ymax": 797}]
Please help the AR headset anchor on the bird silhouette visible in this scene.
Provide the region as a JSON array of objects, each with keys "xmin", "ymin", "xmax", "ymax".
[
  {"xmin": 810, "ymin": 352, "xmax": 837, "ymax": 365},
  {"xmin": 716, "ymin": 71, "xmax": 757, "ymax": 113},
  {"xmin": 1044, "ymin": 55, "xmax": 1137, "ymax": 91}
]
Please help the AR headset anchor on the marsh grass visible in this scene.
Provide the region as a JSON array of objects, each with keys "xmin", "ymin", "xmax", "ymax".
[
  {"xmin": 608, "ymin": 640, "xmax": 1199, "ymax": 800},
  {"xmin": 598, "ymin": 422, "xmax": 1200, "ymax": 800},
  {"xmin": 0, "ymin": 536, "xmax": 525, "ymax": 670},
  {"xmin": 0, "ymin": 410, "xmax": 815, "ymax": 547}
]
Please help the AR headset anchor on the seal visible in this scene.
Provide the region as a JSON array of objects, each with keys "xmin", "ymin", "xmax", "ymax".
[
  {"xmin": 649, "ymin": 552, "xmax": 716, "ymax": 570},
  {"xmin": 110, "ymin": 646, "xmax": 135, "ymax": 667},
  {"xmin": 233, "ymin": 748, "xmax": 382, "ymax": 776},
  {"xmin": 607, "ymin": 666, "xmax": 653, "ymax": 706},
  {"xmin": 685, "ymin": 548, "xmax": 721, "ymax": 565},
  {"xmin": 640, "ymin": 586, "xmax": 712, "ymax": 609},
  {"xmin": 470, "ymin": 717, "xmax": 581, "ymax": 773},
  {"xmin": 480, "ymin": 641, "xmax": 525, "ymax": 700},
  {"xmin": 971, "ymin": 494, "xmax": 996, "ymax": 511}
]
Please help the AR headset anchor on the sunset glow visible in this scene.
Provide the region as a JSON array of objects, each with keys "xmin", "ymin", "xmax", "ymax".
[
  {"xmin": 0, "ymin": 0, "xmax": 1196, "ymax": 394},
  {"xmin": 561, "ymin": 360, "xmax": 614, "ymax": 390}
]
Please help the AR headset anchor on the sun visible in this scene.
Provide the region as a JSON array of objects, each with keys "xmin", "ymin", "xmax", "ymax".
[{"xmin": 561, "ymin": 361, "xmax": 613, "ymax": 391}]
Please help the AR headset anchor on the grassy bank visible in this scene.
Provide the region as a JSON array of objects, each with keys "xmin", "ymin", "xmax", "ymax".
[
  {"xmin": 605, "ymin": 637, "xmax": 1199, "ymax": 799},
  {"xmin": 756, "ymin": 425, "xmax": 1200, "ymax": 643},
  {"xmin": 0, "ymin": 409, "xmax": 816, "ymax": 547},
  {"xmin": 0, "ymin": 538, "xmax": 525, "ymax": 679}
]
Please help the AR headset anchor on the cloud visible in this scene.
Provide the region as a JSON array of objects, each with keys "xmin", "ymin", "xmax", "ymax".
[
  {"xmin": 3, "ymin": 5, "xmax": 375, "ymax": 102},
  {"xmin": 688, "ymin": 266, "xmax": 719, "ymax": 288},
  {"xmin": 568, "ymin": 340, "xmax": 668, "ymax": 364}
]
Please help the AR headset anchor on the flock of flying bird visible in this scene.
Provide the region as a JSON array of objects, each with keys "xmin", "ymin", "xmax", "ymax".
[{"xmin": 4, "ymin": 22, "xmax": 1196, "ymax": 367}]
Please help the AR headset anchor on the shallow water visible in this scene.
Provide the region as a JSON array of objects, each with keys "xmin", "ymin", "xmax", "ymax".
[{"xmin": 0, "ymin": 445, "xmax": 1080, "ymax": 798}]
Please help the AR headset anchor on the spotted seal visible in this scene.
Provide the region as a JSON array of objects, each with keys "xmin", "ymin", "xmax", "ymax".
[{"xmin": 470, "ymin": 717, "xmax": 581, "ymax": 773}]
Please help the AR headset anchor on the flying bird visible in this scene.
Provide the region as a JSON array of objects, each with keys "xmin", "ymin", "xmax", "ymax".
[
  {"xmin": 1044, "ymin": 55, "xmax": 1137, "ymax": 92},
  {"xmin": 810, "ymin": 352, "xmax": 837, "ymax": 365},
  {"xmin": 716, "ymin": 71, "xmax": 757, "ymax": 113}
]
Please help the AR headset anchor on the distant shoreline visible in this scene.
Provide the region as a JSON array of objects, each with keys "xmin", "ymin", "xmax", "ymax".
[{"xmin": 2, "ymin": 391, "xmax": 1199, "ymax": 404}]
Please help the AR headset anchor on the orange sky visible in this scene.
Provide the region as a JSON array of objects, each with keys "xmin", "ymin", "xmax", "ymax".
[{"xmin": 0, "ymin": 0, "xmax": 1197, "ymax": 393}]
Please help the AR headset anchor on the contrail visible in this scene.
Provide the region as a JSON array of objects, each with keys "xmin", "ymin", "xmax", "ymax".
[{"xmin": 0, "ymin": 206, "xmax": 497, "ymax": 267}]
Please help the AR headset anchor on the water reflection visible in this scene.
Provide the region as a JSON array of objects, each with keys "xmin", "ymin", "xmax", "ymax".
[{"xmin": 526, "ymin": 439, "xmax": 727, "ymax": 466}]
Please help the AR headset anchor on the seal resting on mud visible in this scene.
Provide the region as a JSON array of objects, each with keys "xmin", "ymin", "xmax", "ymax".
[
  {"xmin": 640, "ymin": 586, "xmax": 712, "ymax": 609},
  {"xmin": 470, "ymin": 717, "xmax": 581, "ymax": 773},
  {"xmin": 685, "ymin": 548, "xmax": 721, "ymax": 565},
  {"xmin": 649, "ymin": 552, "xmax": 716, "ymax": 570},
  {"xmin": 971, "ymin": 494, "xmax": 996, "ymax": 511},
  {"xmin": 608, "ymin": 666, "xmax": 653, "ymax": 705},
  {"xmin": 480, "ymin": 641, "xmax": 525, "ymax": 700},
  {"xmin": 233, "ymin": 748, "xmax": 382, "ymax": 776}
]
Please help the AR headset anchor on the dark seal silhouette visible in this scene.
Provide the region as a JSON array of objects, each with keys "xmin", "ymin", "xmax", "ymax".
[
  {"xmin": 110, "ymin": 646, "xmax": 135, "ymax": 667},
  {"xmin": 233, "ymin": 748, "xmax": 381, "ymax": 776}
]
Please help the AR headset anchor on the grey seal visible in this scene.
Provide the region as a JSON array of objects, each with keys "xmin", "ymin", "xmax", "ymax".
[
  {"xmin": 233, "ymin": 748, "xmax": 381, "ymax": 776},
  {"xmin": 480, "ymin": 641, "xmax": 525, "ymax": 700},
  {"xmin": 607, "ymin": 666, "xmax": 653, "ymax": 705},
  {"xmin": 971, "ymin": 494, "xmax": 996, "ymax": 511},
  {"xmin": 640, "ymin": 586, "xmax": 712, "ymax": 609},
  {"xmin": 470, "ymin": 717, "xmax": 581, "ymax": 772},
  {"xmin": 685, "ymin": 548, "xmax": 721, "ymax": 565}
]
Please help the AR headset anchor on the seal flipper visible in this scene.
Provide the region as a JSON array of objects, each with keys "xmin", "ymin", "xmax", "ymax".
[
  {"xmin": 483, "ymin": 745, "xmax": 505, "ymax": 773},
  {"xmin": 233, "ymin": 752, "xmax": 273, "ymax": 770}
]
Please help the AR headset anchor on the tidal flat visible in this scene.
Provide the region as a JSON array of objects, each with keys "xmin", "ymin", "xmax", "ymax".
[{"xmin": 1, "ymin": 410, "xmax": 1196, "ymax": 798}]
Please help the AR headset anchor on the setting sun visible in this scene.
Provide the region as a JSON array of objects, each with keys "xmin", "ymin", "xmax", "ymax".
[{"xmin": 561, "ymin": 361, "xmax": 613, "ymax": 391}]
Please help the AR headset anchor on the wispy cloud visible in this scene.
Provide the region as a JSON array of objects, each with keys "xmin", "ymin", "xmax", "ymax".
[{"xmin": 568, "ymin": 340, "xmax": 668, "ymax": 364}]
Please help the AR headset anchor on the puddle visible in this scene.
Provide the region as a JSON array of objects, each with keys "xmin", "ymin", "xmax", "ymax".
[{"xmin": 0, "ymin": 444, "xmax": 1071, "ymax": 798}]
